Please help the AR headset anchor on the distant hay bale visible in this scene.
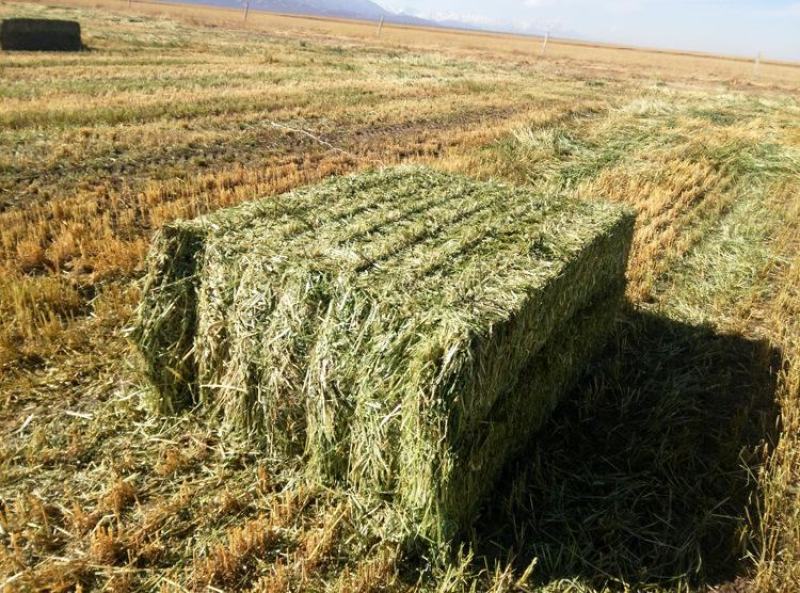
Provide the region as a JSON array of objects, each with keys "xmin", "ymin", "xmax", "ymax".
[
  {"xmin": 1, "ymin": 18, "xmax": 82, "ymax": 51},
  {"xmin": 133, "ymin": 167, "xmax": 635, "ymax": 545}
]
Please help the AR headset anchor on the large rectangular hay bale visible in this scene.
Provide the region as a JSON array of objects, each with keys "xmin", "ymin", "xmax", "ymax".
[
  {"xmin": 1, "ymin": 18, "xmax": 81, "ymax": 51},
  {"xmin": 133, "ymin": 167, "xmax": 635, "ymax": 545}
]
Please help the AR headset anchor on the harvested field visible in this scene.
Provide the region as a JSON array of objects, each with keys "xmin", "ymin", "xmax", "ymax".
[
  {"xmin": 134, "ymin": 167, "xmax": 634, "ymax": 545},
  {"xmin": 1, "ymin": 1, "xmax": 800, "ymax": 592}
]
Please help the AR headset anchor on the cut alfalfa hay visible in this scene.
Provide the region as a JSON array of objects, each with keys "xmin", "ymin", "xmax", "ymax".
[
  {"xmin": 1, "ymin": 18, "xmax": 82, "ymax": 51},
  {"xmin": 132, "ymin": 166, "xmax": 635, "ymax": 546}
]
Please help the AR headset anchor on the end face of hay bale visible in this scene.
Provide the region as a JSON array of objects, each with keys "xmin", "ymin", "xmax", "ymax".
[
  {"xmin": 1, "ymin": 19, "xmax": 82, "ymax": 51},
  {"xmin": 420, "ymin": 284, "xmax": 627, "ymax": 543},
  {"xmin": 133, "ymin": 167, "xmax": 635, "ymax": 546},
  {"xmin": 131, "ymin": 223, "xmax": 206, "ymax": 413}
]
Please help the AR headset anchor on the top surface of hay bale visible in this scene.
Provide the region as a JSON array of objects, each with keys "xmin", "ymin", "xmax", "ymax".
[
  {"xmin": 177, "ymin": 166, "xmax": 625, "ymax": 307},
  {"xmin": 1, "ymin": 18, "xmax": 81, "ymax": 51},
  {"xmin": 134, "ymin": 166, "xmax": 635, "ymax": 544}
]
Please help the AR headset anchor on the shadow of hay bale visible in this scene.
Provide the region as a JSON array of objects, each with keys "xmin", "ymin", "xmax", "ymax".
[{"xmin": 472, "ymin": 306, "xmax": 781, "ymax": 588}]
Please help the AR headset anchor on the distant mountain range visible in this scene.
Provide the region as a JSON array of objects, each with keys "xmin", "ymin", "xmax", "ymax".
[
  {"xmin": 179, "ymin": 0, "xmax": 429, "ymax": 26},
  {"xmin": 176, "ymin": 0, "xmax": 548, "ymax": 36}
]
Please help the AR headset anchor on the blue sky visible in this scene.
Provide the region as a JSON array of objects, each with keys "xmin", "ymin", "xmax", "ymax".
[{"xmin": 380, "ymin": 0, "xmax": 800, "ymax": 61}]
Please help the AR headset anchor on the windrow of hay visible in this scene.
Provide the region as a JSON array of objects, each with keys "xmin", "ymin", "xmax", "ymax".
[{"xmin": 133, "ymin": 167, "xmax": 635, "ymax": 546}]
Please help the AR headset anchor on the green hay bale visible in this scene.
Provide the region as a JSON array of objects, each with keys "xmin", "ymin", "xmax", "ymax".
[
  {"xmin": 1, "ymin": 19, "xmax": 82, "ymax": 51},
  {"xmin": 133, "ymin": 167, "xmax": 635, "ymax": 544}
]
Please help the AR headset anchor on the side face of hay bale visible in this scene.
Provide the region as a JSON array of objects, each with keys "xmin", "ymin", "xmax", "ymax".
[
  {"xmin": 1, "ymin": 19, "xmax": 82, "ymax": 51},
  {"xmin": 133, "ymin": 167, "xmax": 635, "ymax": 545}
]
